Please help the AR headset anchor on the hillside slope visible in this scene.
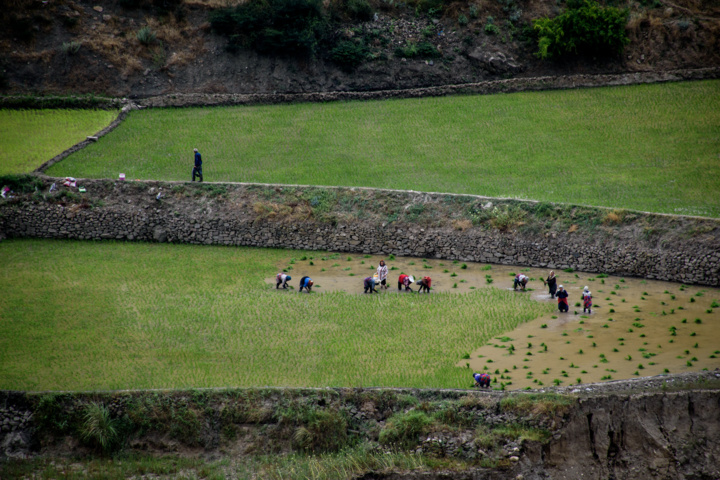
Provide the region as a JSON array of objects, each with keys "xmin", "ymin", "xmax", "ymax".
[{"xmin": 2, "ymin": 0, "xmax": 719, "ymax": 97}]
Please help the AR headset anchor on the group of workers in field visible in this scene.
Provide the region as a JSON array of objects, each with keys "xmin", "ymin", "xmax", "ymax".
[
  {"xmin": 276, "ymin": 259, "xmax": 433, "ymax": 294},
  {"xmin": 278, "ymin": 264, "xmax": 593, "ymax": 312},
  {"xmin": 514, "ymin": 271, "xmax": 592, "ymax": 313}
]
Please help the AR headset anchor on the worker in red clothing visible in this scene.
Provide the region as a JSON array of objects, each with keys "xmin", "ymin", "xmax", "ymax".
[
  {"xmin": 398, "ymin": 274, "xmax": 414, "ymax": 292},
  {"xmin": 417, "ymin": 276, "xmax": 432, "ymax": 293}
]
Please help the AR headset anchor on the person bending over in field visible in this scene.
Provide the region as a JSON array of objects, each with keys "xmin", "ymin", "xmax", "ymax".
[
  {"xmin": 513, "ymin": 274, "xmax": 529, "ymax": 291},
  {"xmin": 299, "ymin": 276, "xmax": 313, "ymax": 293},
  {"xmin": 556, "ymin": 285, "xmax": 569, "ymax": 312},
  {"xmin": 377, "ymin": 260, "xmax": 389, "ymax": 289},
  {"xmin": 474, "ymin": 372, "xmax": 491, "ymax": 388},
  {"xmin": 417, "ymin": 276, "xmax": 432, "ymax": 293},
  {"xmin": 398, "ymin": 274, "xmax": 413, "ymax": 292},
  {"xmin": 192, "ymin": 148, "xmax": 203, "ymax": 182},
  {"xmin": 276, "ymin": 273, "xmax": 291, "ymax": 289},
  {"xmin": 364, "ymin": 276, "xmax": 379, "ymax": 294},
  {"xmin": 543, "ymin": 270, "xmax": 557, "ymax": 298},
  {"xmin": 582, "ymin": 286, "xmax": 592, "ymax": 314}
]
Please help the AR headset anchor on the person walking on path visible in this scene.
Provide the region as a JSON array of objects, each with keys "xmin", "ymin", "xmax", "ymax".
[
  {"xmin": 364, "ymin": 276, "xmax": 379, "ymax": 294},
  {"xmin": 543, "ymin": 271, "xmax": 557, "ymax": 298},
  {"xmin": 582, "ymin": 286, "xmax": 593, "ymax": 314},
  {"xmin": 377, "ymin": 260, "xmax": 389, "ymax": 289},
  {"xmin": 192, "ymin": 148, "xmax": 203, "ymax": 182},
  {"xmin": 556, "ymin": 285, "xmax": 569, "ymax": 312}
]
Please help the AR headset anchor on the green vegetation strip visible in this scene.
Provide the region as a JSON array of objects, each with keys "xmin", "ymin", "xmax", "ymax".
[
  {"xmin": 0, "ymin": 239, "xmax": 552, "ymax": 391},
  {"xmin": 0, "ymin": 109, "xmax": 118, "ymax": 175},
  {"xmin": 45, "ymin": 80, "xmax": 720, "ymax": 217}
]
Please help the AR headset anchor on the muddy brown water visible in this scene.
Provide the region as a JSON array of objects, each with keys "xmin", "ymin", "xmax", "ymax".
[{"xmin": 269, "ymin": 253, "xmax": 720, "ymax": 390}]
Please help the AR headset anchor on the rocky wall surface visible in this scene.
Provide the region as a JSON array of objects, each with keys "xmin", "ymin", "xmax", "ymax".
[{"xmin": 1, "ymin": 189, "xmax": 719, "ymax": 286}]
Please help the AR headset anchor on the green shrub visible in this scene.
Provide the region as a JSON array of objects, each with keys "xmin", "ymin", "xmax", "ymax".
[
  {"xmin": 136, "ymin": 26, "xmax": 157, "ymax": 46},
  {"xmin": 61, "ymin": 41, "xmax": 82, "ymax": 55},
  {"xmin": 379, "ymin": 410, "xmax": 433, "ymax": 449},
  {"xmin": 458, "ymin": 14, "xmax": 469, "ymax": 26},
  {"xmin": 532, "ymin": 0, "xmax": 629, "ymax": 59},
  {"xmin": 484, "ymin": 16, "xmax": 499, "ymax": 34},
  {"xmin": 209, "ymin": 0, "xmax": 327, "ymax": 56},
  {"xmin": 0, "ymin": 174, "xmax": 43, "ymax": 193},
  {"xmin": 330, "ymin": 40, "xmax": 369, "ymax": 70},
  {"xmin": 80, "ymin": 403, "xmax": 119, "ymax": 454},
  {"xmin": 292, "ymin": 409, "xmax": 348, "ymax": 452}
]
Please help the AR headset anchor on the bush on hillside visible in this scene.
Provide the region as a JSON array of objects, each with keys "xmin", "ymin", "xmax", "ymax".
[
  {"xmin": 209, "ymin": 0, "xmax": 328, "ymax": 56},
  {"xmin": 532, "ymin": 0, "xmax": 629, "ymax": 59},
  {"xmin": 331, "ymin": 40, "xmax": 370, "ymax": 71}
]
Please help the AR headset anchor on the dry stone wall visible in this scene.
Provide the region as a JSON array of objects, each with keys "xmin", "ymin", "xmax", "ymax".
[{"xmin": 1, "ymin": 180, "xmax": 719, "ymax": 286}]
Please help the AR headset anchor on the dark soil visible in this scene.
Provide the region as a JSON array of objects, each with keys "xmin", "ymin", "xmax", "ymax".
[{"xmin": 1, "ymin": 0, "xmax": 718, "ymax": 97}]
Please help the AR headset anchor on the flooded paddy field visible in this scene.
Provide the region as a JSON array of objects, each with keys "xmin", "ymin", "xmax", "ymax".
[{"xmin": 270, "ymin": 253, "xmax": 720, "ymax": 390}]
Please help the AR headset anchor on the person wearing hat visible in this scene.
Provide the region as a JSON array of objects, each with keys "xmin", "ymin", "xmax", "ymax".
[
  {"xmin": 513, "ymin": 274, "xmax": 529, "ymax": 291},
  {"xmin": 582, "ymin": 286, "xmax": 593, "ymax": 313},
  {"xmin": 376, "ymin": 260, "xmax": 389, "ymax": 289},
  {"xmin": 556, "ymin": 285, "xmax": 569, "ymax": 312},
  {"xmin": 543, "ymin": 270, "xmax": 557, "ymax": 298},
  {"xmin": 276, "ymin": 272, "xmax": 291, "ymax": 289},
  {"xmin": 398, "ymin": 273, "xmax": 414, "ymax": 292},
  {"xmin": 473, "ymin": 372, "xmax": 491, "ymax": 388},
  {"xmin": 192, "ymin": 148, "xmax": 203, "ymax": 182},
  {"xmin": 363, "ymin": 276, "xmax": 379, "ymax": 294},
  {"xmin": 417, "ymin": 276, "xmax": 432, "ymax": 293},
  {"xmin": 299, "ymin": 276, "xmax": 314, "ymax": 293}
]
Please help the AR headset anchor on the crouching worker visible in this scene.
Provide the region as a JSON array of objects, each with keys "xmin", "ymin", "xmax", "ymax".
[
  {"xmin": 398, "ymin": 274, "xmax": 414, "ymax": 292},
  {"xmin": 364, "ymin": 276, "xmax": 379, "ymax": 294},
  {"xmin": 473, "ymin": 372, "xmax": 491, "ymax": 388},
  {"xmin": 299, "ymin": 276, "xmax": 314, "ymax": 293},
  {"xmin": 417, "ymin": 276, "xmax": 432, "ymax": 293},
  {"xmin": 513, "ymin": 274, "xmax": 529, "ymax": 291},
  {"xmin": 556, "ymin": 285, "xmax": 569, "ymax": 312},
  {"xmin": 276, "ymin": 273, "xmax": 291, "ymax": 289}
]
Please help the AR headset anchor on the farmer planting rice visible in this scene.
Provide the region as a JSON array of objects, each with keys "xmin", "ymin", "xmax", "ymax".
[
  {"xmin": 376, "ymin": 260, "xmax": 389, "ymax": 289},
  {"xmin": 582, "ymin": 286, "xmax": 593, "ymax": 313},
  {"xmin": 363, "ymin": 276, "xmax": 379, "ymax": 294},
  {"xmin": 556, "ymin": 285, "xmax": 569, "ymax": 312},
  {"xmin": 398, "ymin": 274, "xmax": 414, "ymax": 292},
  {"xmin": 276, "ymin": 273, "xmax": 291, "ymax": 289},
  {"xmin": 513, "ymin": 274, "xmax": 529, "ymax": 291},
  {"xmin": 473, "ymin": 372, "xmax": 491, "ymax": 388},
  {"xmin": 417, "ymin": 276, "xmax": 432, "ymax": 293},
  {"xmin": 543, "ymin": 270, "xmax": 557, "ymax": 298},
  {"xmin": 298, "ymin": 276, "xmax": 313, "ymax": 293}
]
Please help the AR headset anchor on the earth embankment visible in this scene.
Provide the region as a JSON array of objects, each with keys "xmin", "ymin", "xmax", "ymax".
[{"xmin": 1, "ymin": 372, "xmax": 719, "ymax": 479}]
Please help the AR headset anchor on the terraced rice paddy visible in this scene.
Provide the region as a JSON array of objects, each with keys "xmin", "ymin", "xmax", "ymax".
[
  {"xmin": 43, "ymin": 80, "xmax": 720, "ymax": 217},
  {"xmin": 0, "ymin": 109, "xmax": 118, "ymax": 175},
  {"xmin": 2, "ymin": 239, "xmax": 717, "ymax": 391}
]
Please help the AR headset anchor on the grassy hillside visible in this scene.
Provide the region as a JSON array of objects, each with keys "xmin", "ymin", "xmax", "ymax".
[
  {"xmin": 0, "ymin": 109, "xmax": 118, "ymax": 174},
  {"xmin": 45, "ymin": 80, "xmax": 720, "ymax": 217},
  {"xmin": 0, "ymin": 239, "xmax": 551, "ymax": 391}
]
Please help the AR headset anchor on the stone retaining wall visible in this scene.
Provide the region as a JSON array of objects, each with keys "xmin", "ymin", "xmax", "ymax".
[{"xmin": 1, "ymin": 180, "xmax": 718, "ymax": 286}]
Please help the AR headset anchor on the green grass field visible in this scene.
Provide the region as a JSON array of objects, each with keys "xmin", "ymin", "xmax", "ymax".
[
  {"xmin": 44, "ymin": 80, "xmax": 720, "ymax": 217},
  {"xmin": 0, "ymin": 109, "xmax": 118, "ymax": 175},
  {"xmin": 0, "ymin": 239, "xmax": 551, "ymax": 391}
]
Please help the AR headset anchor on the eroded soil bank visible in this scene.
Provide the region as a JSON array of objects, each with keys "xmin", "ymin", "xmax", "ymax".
[
  {"xmin": 1, "ymin": 372, "xmax": 719, "ymax": 479},
  {"xmin": 269, "ymin": 253, "xmax": 720, "ymax": 389}
]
